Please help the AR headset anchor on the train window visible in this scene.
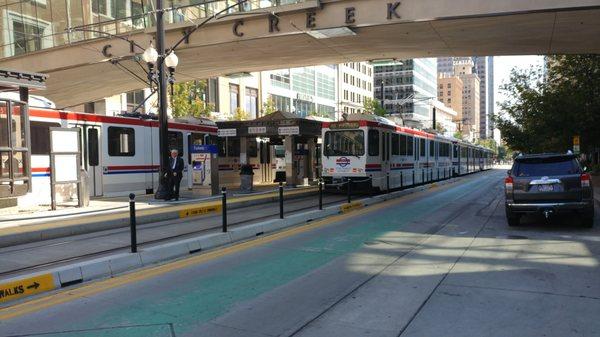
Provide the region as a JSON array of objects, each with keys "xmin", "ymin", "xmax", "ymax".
[
  {"xmin": 248, "ymin": 139, "xmax": 258, "ymax": 158},
  {"xmin": 168, "ymin": 131, "xmax": 184, "ymax": 157},
  {"xmin": 324, "ymin": 131, "xmax": 365, "ymax": 156},
  {"xmin": 190, "ymin": 133, "xmax": 205, "ymax": 146},
  {"xmin": 406, "ymin": 136, "xmax": 414, "ymax": 156},
  {"xmin": 419, "ymin": 138, "xmax": 425, "ymax": 157},
  {"xmin": 392, "ymin": 134, "xmax": 399, "ymax": 156},
  {"xmin": 88, "ymin": 128, "xmax": 99, "ymax": 166},
  {"xmin": 430, "ymin": 141, "xmax": 435, "ymax": 159},
  {"xmin": 227, "ymin": 138, "xmax": 240, "ymax": 157},
  {"xmin": 30, "ymin": 121, "xmax": 60, "ymax": 155},
  {"xmin": 453, "ymin": 145, "xmax": 459, "ymax": 158},
  {"xmin": 399, "ymin": 135, "xmax": 406, "ymax": 156},
  {"xmin": 108, "ymin": 127, "xmax": 135, "ymax": 156},
  {"xmin": 368, "ymin": 130, "xmax": 379, "ymax": 156},
  {"xmin": 217, "ymin": 138, "xmax": 226, "ymax": 157}
]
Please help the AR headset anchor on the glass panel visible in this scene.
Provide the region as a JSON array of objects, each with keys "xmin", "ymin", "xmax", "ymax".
[
  {"xmin": 50, "ymin": 0, "xmax": 69, "ymax": 47},
  {"xmin": 0, "ymin": 152, "xmax": 9, "ymax": 178},
  {"xmin": 11, "ymin": 102, "xmax": 26, "ymax": 149},
  {"xmin": 13, "ymin": 151, "xmax": 26, "ymax": 178},
  {"xmin": 88, "ymin": 128, "xmax": 99, "ymax": 166},
  {"xmin": 324, "ymin": 131, "xmax": 364, "ymax": 157},
  {"xmin": 0, "ymin": 101, "xmax": 8, "ymax": 147},
  {"xmin": 67, "ymin": 0, "xmax": 85, "ymax": 42},
  {"xmin": 168, "ymin": 131, "xmax": 184, "ymax": 157}
]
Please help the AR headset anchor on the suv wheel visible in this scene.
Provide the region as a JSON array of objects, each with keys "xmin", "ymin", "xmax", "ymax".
[
  {"xmin": 582, "ymin": 209, "xmax": 594, "ymax": 228},
  {"xmin": 506, "ymin": 209, "xmax": 520, "ymax": 227}
]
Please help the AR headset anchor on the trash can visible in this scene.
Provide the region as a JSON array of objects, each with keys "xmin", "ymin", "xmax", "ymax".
[{"xmin": 239, "ymin": 164, "xmax": 254, "ymax": 192}]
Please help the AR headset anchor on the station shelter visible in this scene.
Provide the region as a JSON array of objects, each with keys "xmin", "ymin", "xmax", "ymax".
[
  {"xmin": 0, "ymin": 69, "xmax": 47, "ymax": 206},
  {"xmin": 216, "ymin": 112, "xmax": 322, "ymax": 187}
]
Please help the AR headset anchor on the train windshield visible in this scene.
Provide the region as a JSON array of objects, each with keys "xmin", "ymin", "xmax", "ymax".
[{"xmin": 324, "ymin": 130, "xmax": 365, "ymax": 157}]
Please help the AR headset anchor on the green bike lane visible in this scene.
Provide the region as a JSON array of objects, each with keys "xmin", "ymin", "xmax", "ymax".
[{"xmin": 0, "ymin": 170, "xmax": 501, "ymax": 337}]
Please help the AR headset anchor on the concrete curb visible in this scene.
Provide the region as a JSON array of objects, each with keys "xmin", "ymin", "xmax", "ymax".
[
  {"xmin": 0, "ymin": 187, "xmax": 317, "ymax": 248},
  {"xmin": 0, "ymin": 176, "xmax": 464, "ymax": 306}
]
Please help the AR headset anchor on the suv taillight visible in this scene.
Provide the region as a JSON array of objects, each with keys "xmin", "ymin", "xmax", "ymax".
[
  {"xmin": 505, "ymin": 176, "xmax": 514, "ymax": 190},
  {"xmin": 581, "ymin": 173, "xmax": 591, "ymax": 187}
]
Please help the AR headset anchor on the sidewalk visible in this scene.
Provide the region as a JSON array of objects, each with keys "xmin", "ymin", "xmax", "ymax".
[
  {"xmin": 593, "ymin": 174, "xmax": 600, "ymax": 204},
  {"xmin": 0, "ymin": 184, "xmax": 317, "ymax": 247}
]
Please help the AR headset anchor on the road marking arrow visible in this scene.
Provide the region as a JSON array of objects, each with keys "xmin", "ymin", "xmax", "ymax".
[{"xmin": 26, "ymin": 282, "xmax": 40, "ymax": 290}]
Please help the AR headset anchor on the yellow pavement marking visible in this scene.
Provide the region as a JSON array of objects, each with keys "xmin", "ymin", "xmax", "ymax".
[
  {"xmin": 340, "ymin": 201, "xmax": 364, "ymax": 213},
  {"xmin": 0, "ymin": 274, "xmax": 55, "ymax": 304},
  {"xmin": 179, "ymin": 204, "xmax": 222, "ymax": 218},
  {"xmin": 0, "ymin": 192, "xmax": 407, "ymax": 321}
]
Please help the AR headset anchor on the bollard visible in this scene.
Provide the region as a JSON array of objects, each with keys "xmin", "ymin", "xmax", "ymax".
[
  {"xmin": 386, "ymin": 173, "xmax": 390, "ymax": 194},
  {"xmin": 369, "ymin": 176, "xmax": 373, "ymax": 198},
  {"xmin": 347, "ymin": 178, "xmax": 352, "ymax": 204},
  {"xmin": 318, "ymin": 179, "xmax": 323, "ymax": 210},
  {"xmin": 129, "ymin": 193, "xmax": 137, "ymax": 253},
  {"xmin": 412, "ymin": 170, "xmax": 415, "ymax": 186},
  {"xmin": 422, "ymin": 169, "xmax": 425, "ymax": 183},
  {"xmin": 279, "ymin": 182, "xmax": 284, "ymax": 219},
  {"xmin": 222, "ymin": 187, "xmax": 227, "ymax": 232},
  {"xmin": 437, "ymin": 168, "xmax": 439, "ymax": 181}
]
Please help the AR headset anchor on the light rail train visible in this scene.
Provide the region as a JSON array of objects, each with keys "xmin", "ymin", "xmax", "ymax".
[
  {"xmin": 321, "ymin": 114, "xmax": 493, "ymax": 191},
  {"xmin": 25, "ymin": 107, "xmax": 217, "ymax": 205}
]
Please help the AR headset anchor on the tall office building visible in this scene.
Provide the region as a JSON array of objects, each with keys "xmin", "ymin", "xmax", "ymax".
[
  {"xmin": 454, "ymin": 59, "xmax": 480, "ymax": 140},
  {"xmin": 438, "ymin": 56, "xmax": 493, "ymax": 139},
  {"xmin": 374, "ymin": 58, "xmax": 438, "ymax": 129},
  {"xmin": 338, "ymin": 62, "xmax": 374, "ymax": 118}
]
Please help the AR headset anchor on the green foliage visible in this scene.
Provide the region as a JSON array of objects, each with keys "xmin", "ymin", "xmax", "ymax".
[
  {"xmin": 476, "ymin": 138, "xmax": 498, "ymax": 153},
  {"xmin": 230, "ymin": 107, "xmax": 249, "ymax": 121},
  {"xmin": 170, "ymin": 80, "xmax": 215, "ymax": 118},
  {"xmin": 262, "ymin": 97, "xmax": 277, "ymax": 115},
  {"xmin": 363, "ymin": 97, "xmax": 387, "ymax": 117},
  {"xmin": 435, "ymin": 122, "xmax": 446, "ymax": 134},
  {"xmin": 453, "ymin": 131, "xmax": 464, "ymax": 140},
  {"xmin": 494, "ymin": 55, "xmax": 600, "ymax": 154}
]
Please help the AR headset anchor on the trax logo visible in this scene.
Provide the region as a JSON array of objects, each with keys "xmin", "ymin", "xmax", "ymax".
[{"xmin": 336, "ymin": 157, "xmax": 351, "ymax": 168}]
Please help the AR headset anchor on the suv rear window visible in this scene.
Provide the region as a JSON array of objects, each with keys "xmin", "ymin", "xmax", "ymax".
[{"xmin": 514, "ymin": 157, "xmax": 580, "ymax": 177}]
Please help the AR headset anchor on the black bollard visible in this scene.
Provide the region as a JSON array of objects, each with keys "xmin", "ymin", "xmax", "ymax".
[
  {"xmin": 129, "ymin": 193, "xmax": 137, "ymax": 253},
  {"xmin": 347, "ymin": 178, "xmax": 352, "ymax": 204},
  {"xmin": 279, "ymin": 182, "xmax": 284, "ymax": 219},
  {"xmin": 222, "ymin": 187, "xmax": 227, "ymax": 232},
  {"xmin": 318, "ymin": 179, "xmax": 323, "ymax": 210}
]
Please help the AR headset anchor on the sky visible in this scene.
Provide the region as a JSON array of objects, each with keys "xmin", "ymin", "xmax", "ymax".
[{"xmin": 493, "ymin": 55, "xmax": 545, "ymax": 114}]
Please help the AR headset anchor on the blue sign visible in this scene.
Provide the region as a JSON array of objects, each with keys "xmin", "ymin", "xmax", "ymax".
[{"xmin": 190, "ymin": 144, "xmax": 218, "ymax": 154}]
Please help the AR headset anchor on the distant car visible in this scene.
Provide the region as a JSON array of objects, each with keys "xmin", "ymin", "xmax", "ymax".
[{"xmin": 504, "ymin": 153, "xmax": 594, "ymax": 227}]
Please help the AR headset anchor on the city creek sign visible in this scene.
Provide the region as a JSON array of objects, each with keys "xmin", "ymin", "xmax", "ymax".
[
  {"xmin": 101, "ymin": 2, "xmax": 402, "ymax": 58},
  {"xmin": 232, "ymin": 2, "xmax": 401, "ymax": 37}
]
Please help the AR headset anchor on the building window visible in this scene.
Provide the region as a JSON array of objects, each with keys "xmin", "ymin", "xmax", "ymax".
[
  {"xmin": 270, "ymin": 70, "xmax": 290, "ymax": 89},
  {"xmin": 126, "ymin": 90, "xmax": 145, "ymax": 113},
  {"xmin": 270, "ymin": 94, "xmax": 291, "ymax": 112},
  {"xmin": 229, "ymin": 84, "xmax": 239, "ymax": 113},
  {"xmin": 245, "ymin": 87, "xmax": 258, "ymax": 118},
  {"xmin": 108, "ymin": 127, "xmax": 135, "ymax": 156}
]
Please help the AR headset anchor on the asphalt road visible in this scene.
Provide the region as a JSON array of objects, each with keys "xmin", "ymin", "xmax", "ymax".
[{"xmin": 0, "ymin": 168, "xmax": 598, "ymax": 337}]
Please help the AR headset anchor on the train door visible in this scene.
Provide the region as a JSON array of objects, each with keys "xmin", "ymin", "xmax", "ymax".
[
  {"xmin": 82, "ymin": 125, "xmax": 103, "ymax": 196},
  {"xmin": 382, "ymin": 131, "xmax": 391, "ymax": 189}
]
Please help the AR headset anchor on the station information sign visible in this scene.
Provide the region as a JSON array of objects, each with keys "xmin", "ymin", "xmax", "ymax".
[
  {"xmin": 218, "ymin": 129, "xmax": 237, "ymax": 137},
  {"xmin": 278, "ymin": 126, "xmax": 300, "ymax": 135}
]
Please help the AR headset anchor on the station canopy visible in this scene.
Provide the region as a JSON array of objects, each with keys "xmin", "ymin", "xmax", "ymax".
[
  {"xmin": 0, "ymin": 69, "xmax": 47, "ymax": 93},
  {"xmin": 216, "ymin": 111, "xmax": 322, "ymax": 138}
]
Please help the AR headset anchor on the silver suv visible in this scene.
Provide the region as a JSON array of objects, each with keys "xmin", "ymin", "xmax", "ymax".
[{"xmin": 504, "ymin": 153, "xmax": 594, "ymax": 227}]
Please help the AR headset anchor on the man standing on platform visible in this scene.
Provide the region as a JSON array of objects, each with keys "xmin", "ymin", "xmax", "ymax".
[{"xmin": 167, "ymin": 149, "xmax": 184, "ymax": 201}]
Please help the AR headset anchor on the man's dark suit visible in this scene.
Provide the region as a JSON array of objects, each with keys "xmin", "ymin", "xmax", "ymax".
[{"xmin": 167, "ymin": 156, "xmax": 184, "ymax": 200}]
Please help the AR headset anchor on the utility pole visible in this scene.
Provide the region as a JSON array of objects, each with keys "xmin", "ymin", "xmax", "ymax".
[{"xmin": 156, "ymin": 0, "xmax": 170, "ymax": 198}]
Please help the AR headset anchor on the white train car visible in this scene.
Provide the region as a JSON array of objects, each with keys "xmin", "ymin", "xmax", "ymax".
[
  {"xmin": 321, "ymin": 114, "xmax": 492, "ymax": 192},
  {"xmin": 22, "ymin": 108, "xmax": 217, "ymax": 206}
]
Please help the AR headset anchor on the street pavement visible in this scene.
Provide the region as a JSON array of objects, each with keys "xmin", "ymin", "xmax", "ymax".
[{"xmin": 0, "ymin": 169, "xmax": 598, "ymax": 337}]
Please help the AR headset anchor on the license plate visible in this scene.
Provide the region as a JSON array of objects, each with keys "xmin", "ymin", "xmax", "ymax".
[{"xmin": 538, "ymin": 184, "xmax": 554, "ymax": 192}]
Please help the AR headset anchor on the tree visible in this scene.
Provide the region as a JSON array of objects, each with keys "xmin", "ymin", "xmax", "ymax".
[
  {"xmin": 494, "ymin": 55, "xmax": 600, "ymax": 155},
  {"xmin": 435, "ymin": 122, "xmax": 446, "ymax": 134},
  {"xmin": 170, "ymin": 80, "xmax": 215, "ymax": 118},
  {"xmin": 363, "ymin": 97, "xmax": 387, "ymax": 117},
  {"xmin": 476, "ymin": 138, "xmax": 498, "ymax": 153},
  {"xmin": 453, "ymin": 131, "xmax": 464, "ymax": 140},
  {"xmin": 262, "ymin": 97, "xmax": 277, "ymax": 115},
  {"xmin": 231, "ymin": 107, "xmax": 249, "ymax": 121}
]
